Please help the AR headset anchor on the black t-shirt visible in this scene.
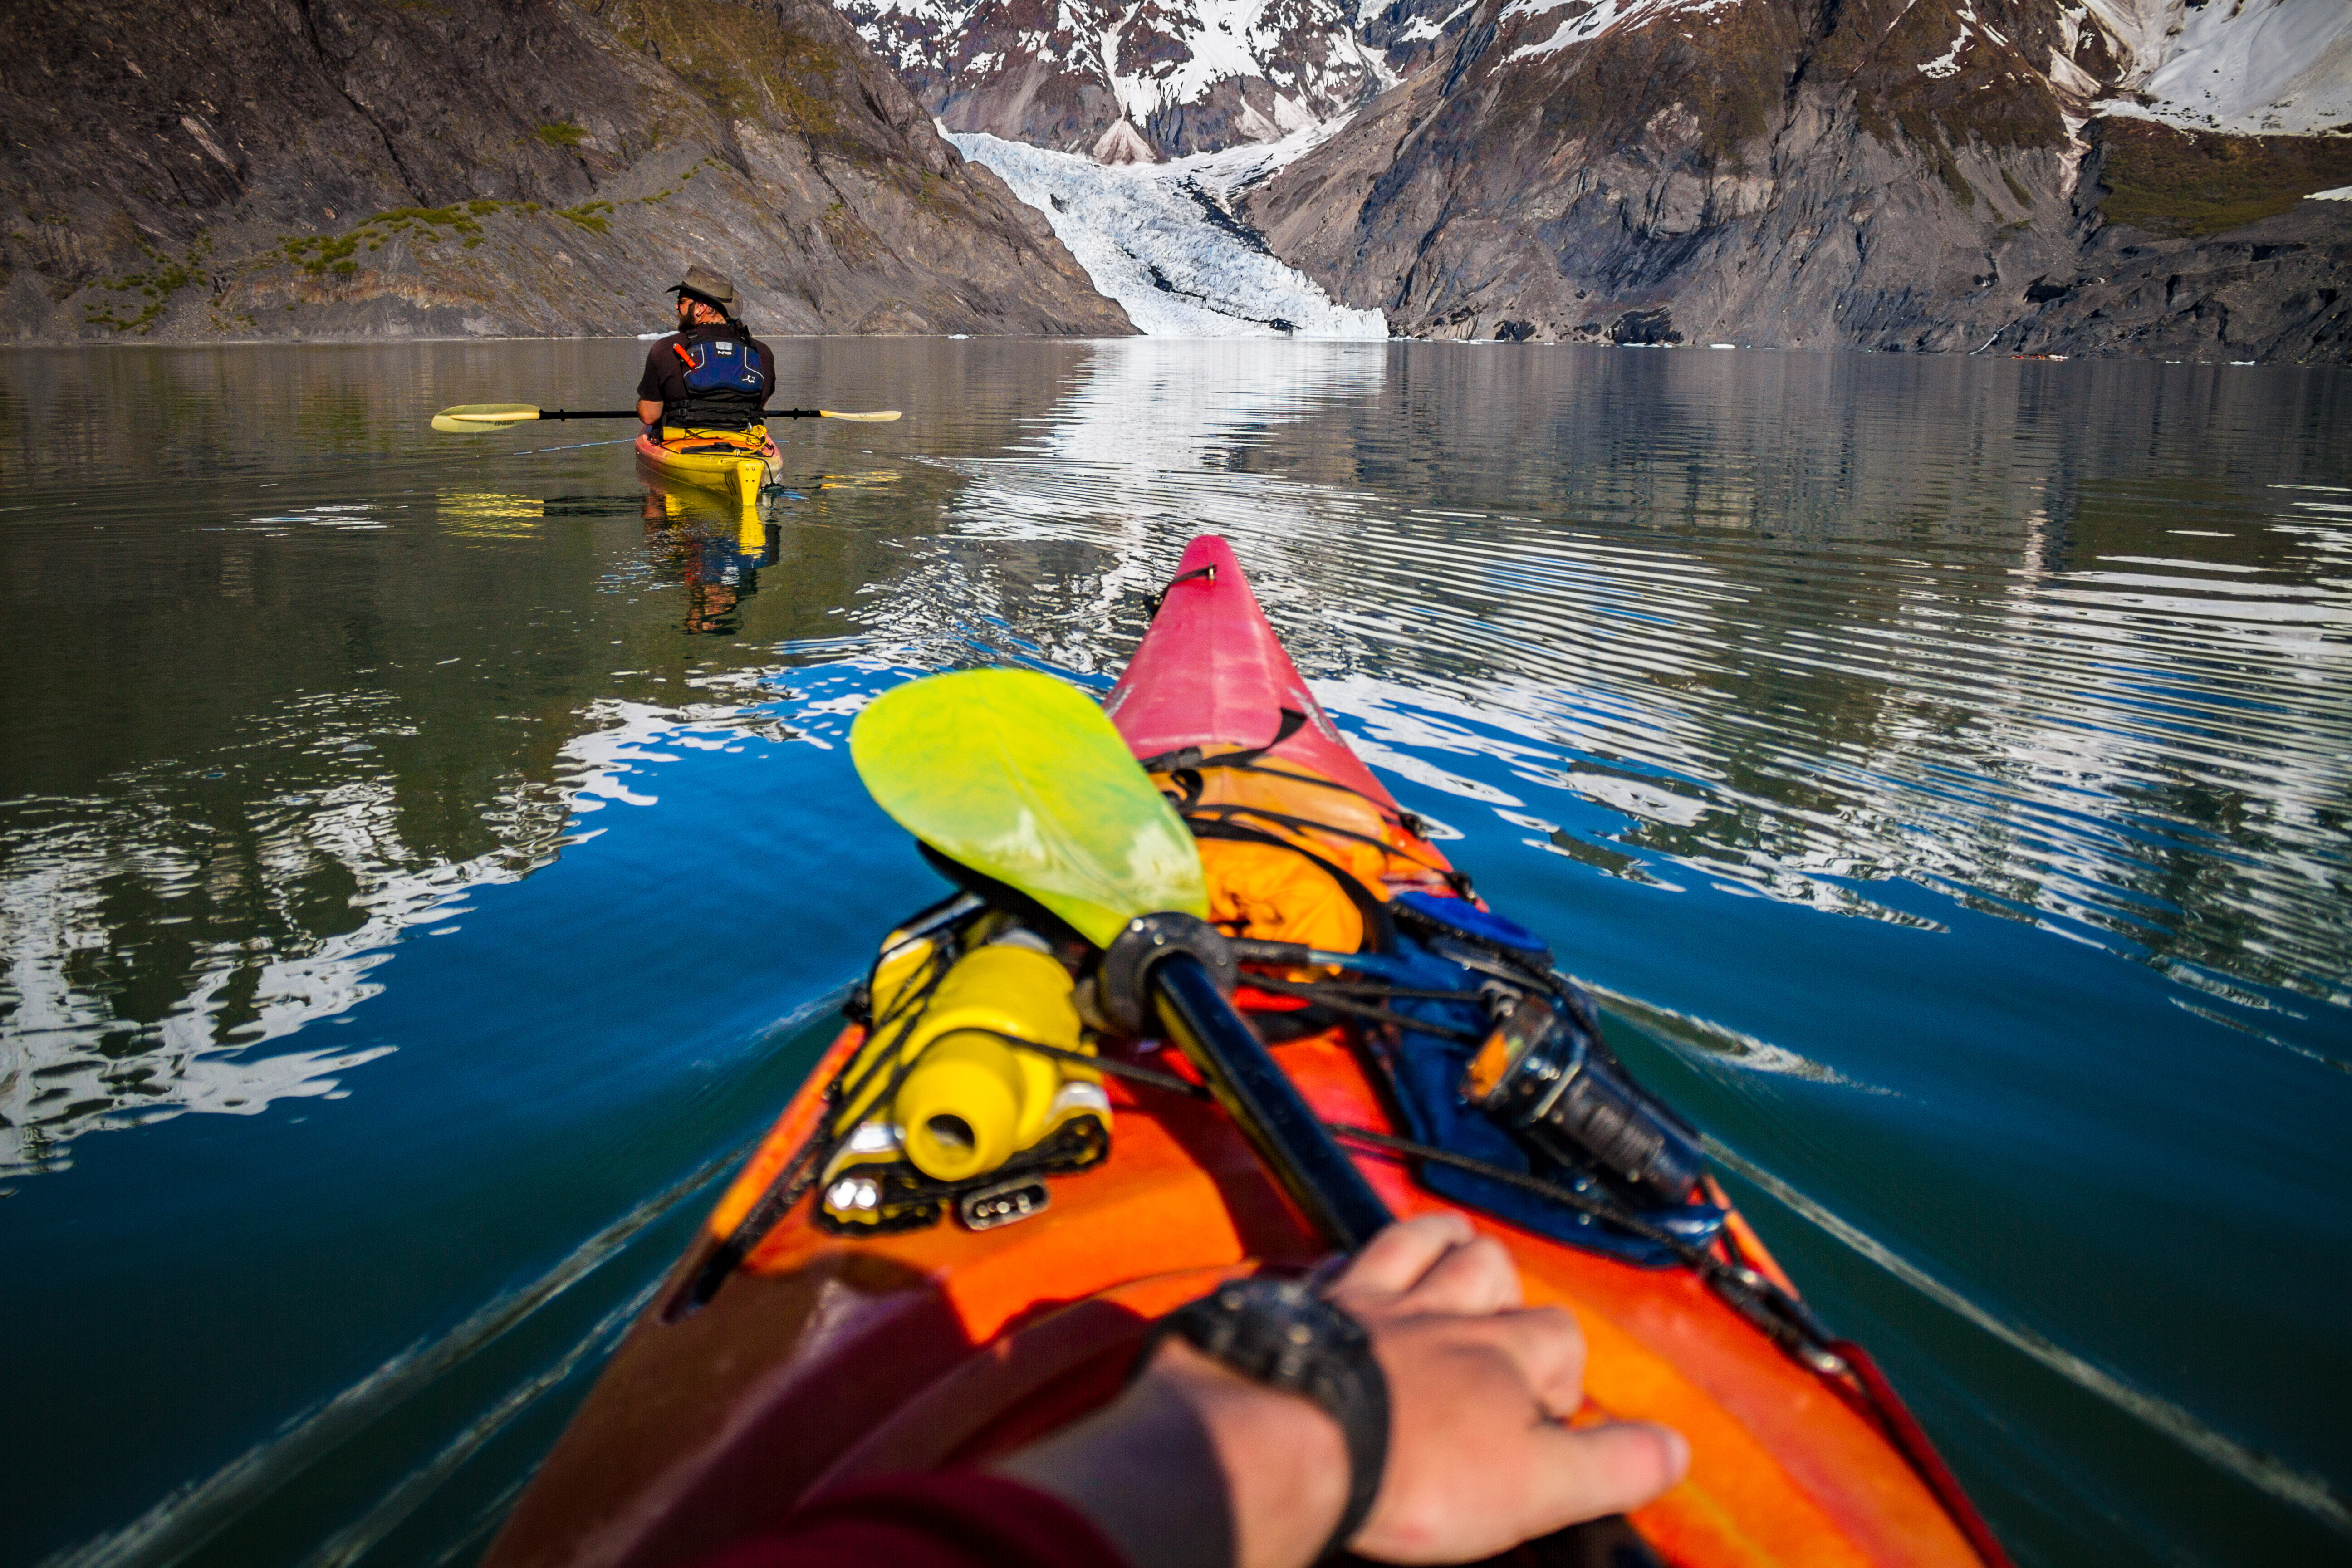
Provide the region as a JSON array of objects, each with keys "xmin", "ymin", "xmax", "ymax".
[{"xmin": 637, "ymin": 322, "xmax": 777, "ymax": 426}]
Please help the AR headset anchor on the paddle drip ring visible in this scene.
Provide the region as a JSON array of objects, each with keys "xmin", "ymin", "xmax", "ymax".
[{"xmin": 1097, "ymin": 912, "xmax": 1237, "ymax": 1037}]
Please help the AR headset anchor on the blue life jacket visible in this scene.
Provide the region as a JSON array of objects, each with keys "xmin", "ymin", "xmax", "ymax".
[{"xmin": 671, "ymin": 327, "xmax": 769, "ymax": 428}]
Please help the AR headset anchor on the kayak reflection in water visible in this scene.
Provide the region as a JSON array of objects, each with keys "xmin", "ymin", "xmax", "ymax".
[
  {"xmin": 641, "ymin": 487, "xmax": 779, "ymax": 636},
  {"xmin": 695, "ymin": 1214, "xmax": 1690, "ymax": 1568},
  {"xmin": 635, "ymin": 265, "xmax": 783, "ymax": 471}
]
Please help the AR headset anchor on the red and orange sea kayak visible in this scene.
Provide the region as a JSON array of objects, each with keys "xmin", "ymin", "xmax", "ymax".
[{"xmin": 484, "ymin": 535, "xmax": 2007, "ymax": 1568}]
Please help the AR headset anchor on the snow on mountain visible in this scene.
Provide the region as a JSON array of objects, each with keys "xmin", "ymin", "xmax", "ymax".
[
  {"xmin": 1479, "ymin": 0, "xmax": 2349, "ymax": 137},
  {"xmin": 847, "ymin": 0, "xmax": 2345, "ymax": 354},
  {"xmin": 1238, "ymin": 0, "xmax": 2352, "ymax": 359},
  {"xmin": 1500, "ymin": 0, "xmax": 1742, "ymax": 65},
  {"xmin": 2085, "ymin": 0, "xmax": 2352, "ymax": 138},
  {"xmin": 949, "ymin": 128, "xmax": 1390, "ymax": 335},
  {"xmin": 840, "ymin": 0, "xmax": 1397, "ymax": 157},
  {"xmin": 843, "ymin": 0, "xmax": 2349, "ymax": 160}
]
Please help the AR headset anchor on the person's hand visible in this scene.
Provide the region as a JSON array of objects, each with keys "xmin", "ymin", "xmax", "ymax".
[
  {"xmin": 996, "ymin": 1213, "xmax": 1688, "ymax": 1568},
  {"xmin": 1329, "ymin": 1212, "xmax": 1689, "ymax": 1563}
]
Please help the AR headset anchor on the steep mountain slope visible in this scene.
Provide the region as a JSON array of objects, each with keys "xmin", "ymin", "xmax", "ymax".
[
  {"xmin": 836, "ymin": 0, "xmax": 1398, "ymax": 157},
  {"xmin": 0, "ymin": 0, "xmax": 1131, "ymax": 343},
  {"xmin": 1236, "ymin": 0, "xmax": 2351, "ymax": 357}
]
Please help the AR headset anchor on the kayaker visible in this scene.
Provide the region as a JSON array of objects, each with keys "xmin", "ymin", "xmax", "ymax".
[
  {"xmin": 702, "ymin": 1213, "xmax": 1689, "ymax": 1568},
  {"xmin": 636, "ymin": 267, "xmax": 778, "ymax": 443}
]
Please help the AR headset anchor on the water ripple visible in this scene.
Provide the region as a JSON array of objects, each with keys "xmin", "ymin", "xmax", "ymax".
[{"xmin": 871, "ymin": 355, "xmax": 2351, "ymax": 1013}]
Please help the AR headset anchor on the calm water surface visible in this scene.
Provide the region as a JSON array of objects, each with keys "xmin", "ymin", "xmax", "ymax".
[{"xmin": 3, "ymin": 339, "xmax": 2347, "ymax": 1568}]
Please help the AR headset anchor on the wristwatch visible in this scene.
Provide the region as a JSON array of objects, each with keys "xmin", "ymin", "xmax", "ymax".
[{"xmin": 1152, "ymin": 1276, "xmax": 1391, "ymax": 1561}]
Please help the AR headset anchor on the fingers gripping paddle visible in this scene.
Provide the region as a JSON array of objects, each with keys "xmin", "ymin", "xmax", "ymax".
[
  {"xmin": 850, "ymin": 669, "xmax": 1392, "ymax": 1248},
  {"xmin": 431, "ymin": 403, "xmax": 900, "ymax": 433}
]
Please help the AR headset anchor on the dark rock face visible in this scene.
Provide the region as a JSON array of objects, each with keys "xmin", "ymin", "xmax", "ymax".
[
  {"xmin": 1992, "ymin": 122, "xmax": 2352, "ymax": 359},
  {"xmin": 0, "ymin": 0, "xmax": 1132, "ymax": 343},
  {"xmin": 837, "ymin": 0, "xmax": 1394, "ymax": 159},
  {"xmin": 1240, "ymin": 0, "xmax": 2352, "ymax": 360}
]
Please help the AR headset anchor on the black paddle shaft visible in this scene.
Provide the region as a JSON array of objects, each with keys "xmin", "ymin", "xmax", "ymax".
[
  {"xmin": 1151, "ymin": 951, "xmax": 1394, "ymax": 1250},
  {"xmin": 534, "ymin": 408, "xmax": 833, "ymax": 420}
]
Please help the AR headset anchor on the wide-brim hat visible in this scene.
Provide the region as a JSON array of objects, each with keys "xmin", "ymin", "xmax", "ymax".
[{"xmin": 666, "ymin": 265, "xmax": 736, "ymax": 307}]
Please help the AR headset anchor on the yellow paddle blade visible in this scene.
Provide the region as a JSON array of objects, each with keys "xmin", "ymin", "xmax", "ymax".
[
  {"xmin": 850, "ymin": 669, "xmax": 1206, "ymax": 948},
  {"xmin": 819, "ymin": 409, "xmax": 902, "ymax": 422},
  {"xmin": 431, "ymin": 403, "xmax": 543, "ymax": 433}
]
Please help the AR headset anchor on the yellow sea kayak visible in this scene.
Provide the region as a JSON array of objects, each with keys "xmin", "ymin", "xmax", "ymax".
[{"xmin": 635, "ymin": 426, "xmax": 778, "ymax": 512}]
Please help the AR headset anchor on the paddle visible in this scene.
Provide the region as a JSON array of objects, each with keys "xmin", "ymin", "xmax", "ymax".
[
  {"xmin": 851, "ymin": 668, "xmax": 1393, "ymax": 1249},
  {"xmin": 431, "ymin": 402, "xmax": 900, "ymax": 433}
]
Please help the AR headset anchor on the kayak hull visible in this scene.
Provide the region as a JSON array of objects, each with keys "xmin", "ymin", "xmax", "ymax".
[
  {"xmin": 484, "ymin": 538, "xmax": 1997, "ymax": 1568},
  {"xmin": 635, "ymin": 430, "xmax": 776, "ymax": 513}
]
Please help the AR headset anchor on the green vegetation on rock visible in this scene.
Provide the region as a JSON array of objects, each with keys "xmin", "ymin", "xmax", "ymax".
[
  {"xmin": 556, "ymin": 201, "xmax": 615, "ymax": 233},
  {"xmin": 2098, "ymin": 122, "xmax": 2352, "ymax": 236},
  {"xmin": 82, "ymin": 235, "xmax": 214, "ymax": 333},
  {"xmin": 248, "ymin": 167, "xmax": 710, "ymax": 288},
  {"xmin": 614, "ymin": 0, "xmax": 843, "ymax": 138}
]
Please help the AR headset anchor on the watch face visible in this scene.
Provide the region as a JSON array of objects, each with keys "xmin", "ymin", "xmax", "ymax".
[{"xmin": 1175, "ymin": 1277, "xmax": 1368, "ymax": 1392}]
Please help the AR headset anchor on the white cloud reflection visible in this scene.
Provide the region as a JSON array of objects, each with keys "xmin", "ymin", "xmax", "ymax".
[{"xmin": 0, "ymin": 695, "xmax": 783, "ymax": 1178}]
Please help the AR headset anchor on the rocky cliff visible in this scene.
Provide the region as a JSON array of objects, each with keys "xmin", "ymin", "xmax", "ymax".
[
  {"xmin": 1236, "ymin": 0, "xmax": 2351, "ymax": 358},
  {"xmin": 0, "ymin": 0, "xmax": 1132, "ymax": 343}
]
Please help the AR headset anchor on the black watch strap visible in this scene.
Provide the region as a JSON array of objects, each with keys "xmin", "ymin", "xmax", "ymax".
[{"xmin": 1152, "ymin": 1276, "xmax": 1390, "ymax": 1561}]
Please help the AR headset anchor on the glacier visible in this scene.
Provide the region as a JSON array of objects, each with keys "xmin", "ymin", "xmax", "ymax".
[{"xmin": 948, "ymin": 129, "xmax": 1392, "ymax": 339}]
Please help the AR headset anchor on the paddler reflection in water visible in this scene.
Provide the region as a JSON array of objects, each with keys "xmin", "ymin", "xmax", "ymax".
[
  {"xmin": 699, "ymin": 1211, "xmax": 1689, "ymax": 1568},
  {"xmin": 636, "ymin": 265, "xmax": 780, "ymax": 466},
  {"xmin": 639, "ymin": 488, "xmax": 780, "ymax": 636}
]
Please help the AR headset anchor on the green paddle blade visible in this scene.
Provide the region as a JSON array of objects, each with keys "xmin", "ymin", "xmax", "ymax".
[
  {"xmin": 850, "ymin": 669, "xmax": 1206, "ymax": 947},
  {"xmin": 431, "ymin": 403, "xmax": 542, "ymax": 434}
]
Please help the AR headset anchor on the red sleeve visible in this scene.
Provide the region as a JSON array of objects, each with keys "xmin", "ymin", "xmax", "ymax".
[{"xmin": 699, "ymin": 1471, "xmax": 1131, "ymax": 1568}]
